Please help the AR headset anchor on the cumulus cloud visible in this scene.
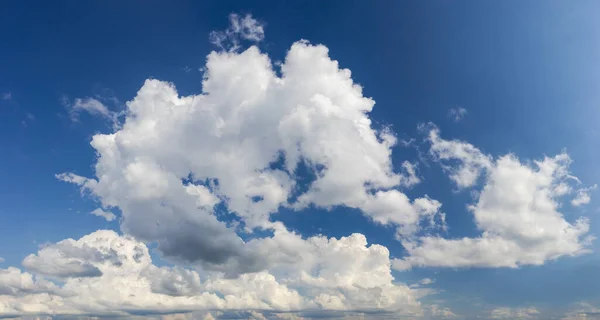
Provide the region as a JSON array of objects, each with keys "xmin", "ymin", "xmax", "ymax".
[
  {"xmin": 55, "ymin": 39, "xmax": 443, "ymax": 275},
  {"xmin": 490, "ymin": 307, "xmax": 540, "ymax": 319},
  {"xmin": 0, "ymin": 267, "xmax": 61, "ymax": 297},
  {"xmin": 90, "ymin": 208, "xmax": 117, "ymax": 221},
  {"xmin": 210, "ymin": 14, "xmax": 265, "ymax": 51},
  {"xmin": 393, "ymin": 127, "xmax": 594, "ymax": 270},
  {"xmin": 0, "ymin": 257, "xmax": 4, "ymax": 263},
  {"xmin": 0, "ymin": 230, "xmax": 429, "ymax": 318},
  {"xmin": 447, "ymin": 107, "xmax": 467, "ymax": 122},
  {"xmin": 5, "ymin": 13, "xmax": 593, "ymax": 319}
]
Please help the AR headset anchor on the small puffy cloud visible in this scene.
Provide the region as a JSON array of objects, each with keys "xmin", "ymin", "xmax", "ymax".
[
  {"xmin": 394, "ymin": 128, "xmax": 594, "ymax": 270},
  {"xmin": 425, "ymin": 125, "xmax": 492, "ymax": 188},
  {"xmin": 1, "ymin": 92, "xmax": 11, "ymax": 100},
  {"xmin": 490, "ymin": 307, "xmax": 540, "ymax": 319},
  {"xmin": 572, "ymin": 185, "xmax": 597, "ymax": 206},
  {"xmin": 210, "ymin": 14, "xmax": 265, "ymax": 51},
  {"xmin": 90, "ymin": 208, "xmax": 117, "ymax": 221},
  {"xmin": 447, "ymin": 107, "xmax": 467, "ymax": 122},
  {"xmin": 409, "ymin": 278, "xmax": 435, "ymax": 289},
  {"xmin": 0, "ymin": 257, "xmax": 4, "ymax": 263}
]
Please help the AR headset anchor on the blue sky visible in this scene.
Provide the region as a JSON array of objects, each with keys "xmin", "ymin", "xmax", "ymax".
[{"xmin": 1, "ymin": 1, "xmax": 600, "ymax": 319}]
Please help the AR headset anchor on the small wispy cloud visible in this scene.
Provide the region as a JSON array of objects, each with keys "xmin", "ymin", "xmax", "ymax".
[
  {"xmin": 210, "ymin": 13, "xmax": 265, "ymax": 51},
  {"xmin": 1, "ymin": 92, "xmax": 12, "ymax": 100},
  {"xmin": 90, "ymin": 208, "xmax": 117, "ymax": 222},
  {"xmin": 21, "ymin": 112, "xmax": 35, "ymax": 127},
  {"xmin": 447, "ymin": 107, "xmax": 467, "ymax": 122},
  {"xmin": 572, "ymin": 184, "xmax": 597, "ymax": 206},
  {"xmin": 61, "ymin": 95, "xmax": 120, "ymax": 128},
  {"xmin": 0, "ymin": 257, "xmax": 4, "ymax": 263},
  {"xmin": 410, "ymin": 278, "xmax": 435, "ymax": 288}
]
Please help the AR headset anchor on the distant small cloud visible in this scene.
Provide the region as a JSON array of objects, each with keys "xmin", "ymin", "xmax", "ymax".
[
  {"xmin": 410, "ymin": 277, "xmax": 435, "ymax": 288},
  {"xmin": 572, "ymin": 184, "xmax": 597, "ymax": 206},
  {"xmin": 0, "ymin": 257, "xmax": 4, "ymax": 263},
  {"xmin": 91, "ymin": 208, "xmax": 117, "ymax": 222},
  {"xmin": 210, "ymin": 13, "xmax": 265, "ymax": 51},
  {"xmin": 1, "ymin": 92, "xmax": 11, "ymax": 100},
  {"xmin": 183, "ymin": 66, "xmax": 192, "ymax": 73},
  {"xmin": 61, "ymin": 95, "xmax": 119, "ymax": 128},
  {"xmin": 447, "ymin": 107, "xmax": 467, "ymax": 122},
  {"xmin": 21, "ymin": 112, "xmax": 35, "ymax": 127}
]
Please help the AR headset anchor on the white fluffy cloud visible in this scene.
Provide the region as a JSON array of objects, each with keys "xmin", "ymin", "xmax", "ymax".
[
  {"xmin": 55, "ymin": 38, "xmax": 442, "ymax": 276},
  {"xmin": 393, "ymin": 127, "xmax": 594, "ymax": 270},
  {"xmin": 0, "ymin": 230, "xmax": 428, "ymax": 318},
  {"xmin": 425, "ymin": 126, "xmax": 492, "ymax": 188},
  {"xmin": 210, "ymin": 14, "xmax": 265, "ymax": 51},
  {"xmin": 572, "ymin": 185, "xmax": 597, "ymax": 206}
]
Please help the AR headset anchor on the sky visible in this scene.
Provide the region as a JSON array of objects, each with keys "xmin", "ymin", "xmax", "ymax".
[{"xmin": 1, "ymin": 1, "xmax": 600, "ymax": 319}]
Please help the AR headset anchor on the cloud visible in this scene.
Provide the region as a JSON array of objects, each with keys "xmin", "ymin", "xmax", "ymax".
[
  {"xmin": 55, "ymin": 40, "xmax": 443, "ymax": 275},
  {"xmin": 90, "ymin": 208, "xmax": 117, "ymax": 221},
  {"xmin": 0, "ymin": 230, "xmax": 429, "ymax": 318},
  {"xmin": 490, "ymin": 307, "xmax": 540, "ymax": 319},
  {"xmin": 0, "ymin": 267, "xmax": 61, "ymax": 297},
  {"xmin": 425, "ymin": 125, "xmax": 492, "ymax": 188},
  {"xmin": 393, "ymin": 127, "xmax": 594, "ymax": 270},
  {"xmin": 0, "ymin": 258, "xmax": 4, "ymax": 263},
  {"xmin": 572, "ymin": 185, "xmax": 597, "ymax": 206},
  {"xmin": 1, "ymin": 92, "xmax": 11, "ymax": 100},
  {"xmin": 62, "ymin": 96, "xmax": 119, "ymax": 127},
  {"xmin": 423, "ymin": 304, "xmax": 458, "ymax": 318},
  {"xmin": 409, "ymin": 278, "xmax": 435, "ymax": 289},
  {"xmin": 447, "ymin": 107, "xmax": 467, "ymax": 122},
  {"xmin": 21, "ymin": 112, "xmax": 36, "ymax": 127},
  {"xmin": 210, "ymin": 14, "xmax": 265, "ymax": 51},
  {"xmin": 6, "ymin": 13, "xmax": 593, "ymax": 319},
  {"xmin": 562, "ymin": 302, "xmax": 600, "ymax": 320},
  {"xmin": 489, "ymin": 307, "xmax": 540, "ymax": 319}
]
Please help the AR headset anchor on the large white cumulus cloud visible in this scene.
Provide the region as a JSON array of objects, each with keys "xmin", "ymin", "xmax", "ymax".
[
  {"xmin": 12, "ymin": 23, "xmax": 452, "ymax": 318},
  {"xmin": 56, "ymin": 40, "xmax": 442, "ymax": 274}
]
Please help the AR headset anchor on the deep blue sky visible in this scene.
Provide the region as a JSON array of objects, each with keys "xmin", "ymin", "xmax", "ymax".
[{"xmin": 2, "ymin": 1, "xmax": 600, "ymax": 317}]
